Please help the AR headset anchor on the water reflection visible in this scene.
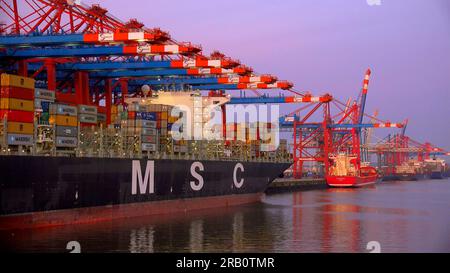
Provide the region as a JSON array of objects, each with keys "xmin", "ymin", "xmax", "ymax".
[
  {"xmin": 190, "ymin": 220, "xmax": 203, "ymax": 252},
  {"xmin": 129, "ymin": 226, "xmax": 154, "ymax": 253},
  {"xmin": 1, "ymin": 179, "xmax": 449, "ymax": 253}
]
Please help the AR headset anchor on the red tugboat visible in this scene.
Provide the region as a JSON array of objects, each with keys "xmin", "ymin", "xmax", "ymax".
[{"xmin": 326, "ymin": 154, "xmax": 378, "ymax": 187}]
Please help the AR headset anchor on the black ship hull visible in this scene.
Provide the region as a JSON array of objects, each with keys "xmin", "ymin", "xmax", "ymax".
[
  {"xmin": 397, "ymin": 173, "xmax": 425, "ymax": 181},
  {"xmin": 381, "ymin": 174, "xmax": 400, "ymax": 181},
  {"xmin": 0, "ymin": 156, "xmax": 291, "ymax": 229},
  {"xmin": 429, "ymin": 171, "xmax": 445, "ymax": 180}
]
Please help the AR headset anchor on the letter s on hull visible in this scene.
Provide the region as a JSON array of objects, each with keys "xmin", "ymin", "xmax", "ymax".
[
  {"xmin": 132, "ymin": 160, "xmax": 155, "ymax": 195},
  {"xmin": 233, "ymin": 163, "xmax": 244, "ymax": 188},
  {"xmin": 190, "ymin": 162, "xmax": 205, "ymax": 191}
]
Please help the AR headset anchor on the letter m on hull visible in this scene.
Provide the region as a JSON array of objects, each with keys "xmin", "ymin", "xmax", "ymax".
[{"xmin": 132, "ymin": 160, "xmax": 155, "ymax": 195}]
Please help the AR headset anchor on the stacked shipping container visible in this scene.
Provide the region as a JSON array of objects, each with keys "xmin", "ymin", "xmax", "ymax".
[
  {"xmin": 0, "ymin": 74, "xmax": 35, "ymax": 146},
  {"xmin": 35, "ymin": 88, "xmax": 56, "ymax": 123},
  {"xmin": 49, "ymin": 104, "xmax": 78, "ymax": 148},
  {"xmin": 123, "ymin": 103, "xmax": 187, "ymax": 153},
  {"xmin": 78, "ymin": 104, "xmax": 98, "ymax": 126}
]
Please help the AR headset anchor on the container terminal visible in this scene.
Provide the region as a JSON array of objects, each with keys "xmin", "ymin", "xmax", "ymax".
[{"xmin": 0, "ymin": 0, "xmax": 448, "ymax": 231}]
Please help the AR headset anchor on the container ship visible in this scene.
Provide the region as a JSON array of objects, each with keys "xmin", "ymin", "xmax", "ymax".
[
  {"xmin": 395, "ymin": 160, "xmax": 425, "ymax": 181},
  {"xmin": 0, "ymin": 74, "xmax": 292, "ymax": 230},
  {"xmin": 326, "ymin": 154, "xmax": 378, "ymax": 187},
  {"xmin": 424, "ymin": 158, "xmax": 446, "ymax": 179}
]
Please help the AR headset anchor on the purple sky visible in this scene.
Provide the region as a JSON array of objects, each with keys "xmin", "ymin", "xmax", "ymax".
[{"xmin": 85, "ymin": 0, "xmax": 450, "ymax": 151}]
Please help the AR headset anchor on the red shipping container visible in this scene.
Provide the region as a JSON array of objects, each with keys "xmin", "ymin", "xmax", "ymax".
[
  {"xmin": 0, "ymin": 87, "xmax": 34, "ymax": 100},
  {"xmin": 156, "ymin": 112, "xmax": 161, "ymax": 120},
  {"xmin": 157, "ymin": 120, "xmax": 161, "ymax": 129},
  {"xmin": 0, "ymin": 110, "xmax": 34, "ymax": 123},
  {"xmin": 128, "ymin": 111, "xmax": 136, "ymax": 120},
  {"xmin": 80, "ymin": 122, "xmax": 96, "ymax": 128}
]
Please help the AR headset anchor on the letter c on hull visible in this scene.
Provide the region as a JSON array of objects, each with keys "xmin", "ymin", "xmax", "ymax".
[{"xmin": 233, "ymin": 163, "xmax": 244, "ymax": 188}]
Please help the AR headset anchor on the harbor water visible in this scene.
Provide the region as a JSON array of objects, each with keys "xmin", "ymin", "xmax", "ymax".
[{"xmin": 1, "ymin": 179, "xmax": 449, "ymax": 253}]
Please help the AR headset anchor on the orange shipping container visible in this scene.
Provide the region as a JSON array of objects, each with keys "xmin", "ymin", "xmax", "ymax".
[
  {"xmin": 7, "ymin": 122, "xmax": 34, "ymax": 134},
  {"xmin": 50, "ymin": 115, "xmax": 78, "ymax": 127},
  {"xmin": 1, "ymin": 74, "xmax": 35, "ymax": 90},
  {"xmin": 0, "ymin": 98, "xmax": 34, "ymax": 112}
]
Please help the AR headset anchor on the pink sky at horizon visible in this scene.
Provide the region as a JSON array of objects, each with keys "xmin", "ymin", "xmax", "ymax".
[{"xmin": 83, "ymin": 0, "xmax": 450, "ymax": 151}]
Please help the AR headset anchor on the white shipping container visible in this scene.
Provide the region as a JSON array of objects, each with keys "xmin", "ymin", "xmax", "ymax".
[
  {"xmin": 50, "ymin": 104, "xmax": 77, "ymax": 116},
  {"xmin": 56, "ymin": 137, "xmax": 78, "ymax": 148},
  {"xmin": 142, "ymin": 143, "xmax": 157, "ymax": 152},
  {"xmin": 79, "ymin": 114, "xmax": 97, "ymax": 124},
  {"xmin": 7, "ymin": 134, "xmax": 34, "ymax": 145},
  {"xmin": 78, "ymin": 105, "xmax": 97, "ymax": 115},
  {"xmin": 35, "ymin": 88, "xmax": 56, "ymax": 101}
]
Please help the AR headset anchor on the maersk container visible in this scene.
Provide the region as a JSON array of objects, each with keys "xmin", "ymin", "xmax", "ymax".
[
  {"xmin": 55, "ymin": 137, "xmax": 78, "ymax": 148},
  {"xmin": 78, "ymin": 105, "xmax": 97, "ymax": 115},
  {"xmin": 35, "ymin": 88, "xmax": 56, "ymax": 101},
  {"xmin": 7, "ymin": 134, "xmax": 34, "ymax": 146},
  {"xmin": 78, "ymin": 114, "xmax": 97, "ymax": 124},
  {"xmin": 50, "ymin": 104, "xmax": 77, "ymax": 116}
]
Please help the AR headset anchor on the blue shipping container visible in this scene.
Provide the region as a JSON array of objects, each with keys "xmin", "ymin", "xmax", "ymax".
[{"xmin": 135, "ymin": 112, "xmax": 156, "ymax": 121}]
